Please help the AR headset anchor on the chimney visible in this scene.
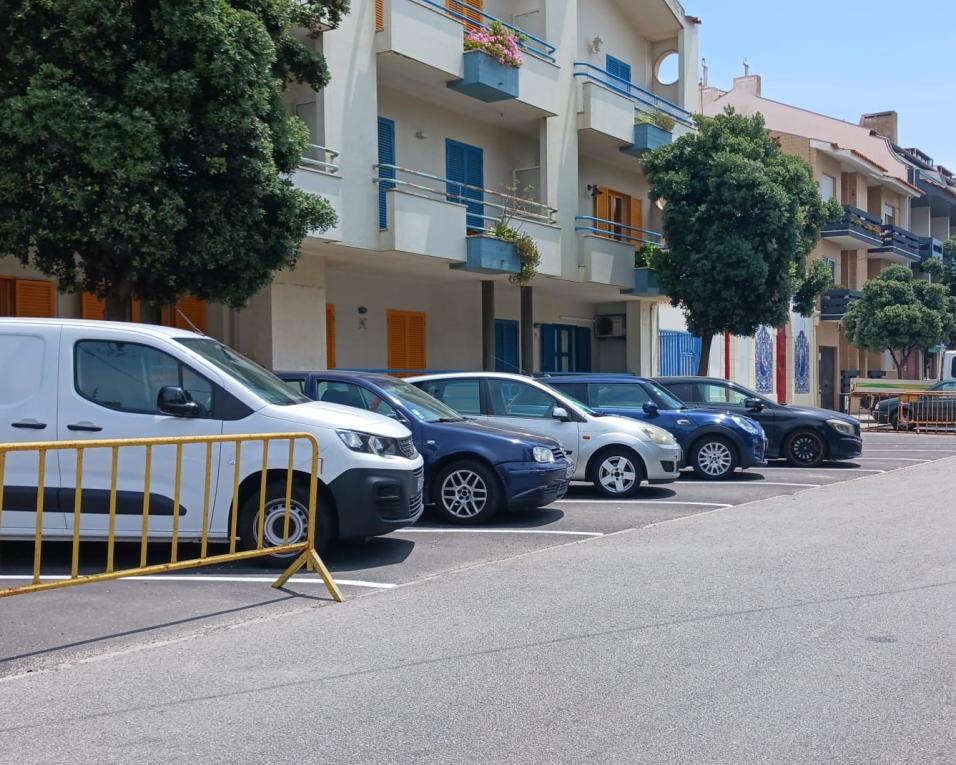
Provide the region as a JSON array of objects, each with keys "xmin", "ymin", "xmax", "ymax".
[
  {"xmin": 860, "ymin": 111, "xmax": 898, "ymax": 143},
  {"xmin": 732, "ymin": 74, "xmax": 761, "ymax": 97}
]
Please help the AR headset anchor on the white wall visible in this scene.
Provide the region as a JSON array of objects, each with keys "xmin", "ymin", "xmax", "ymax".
[
  {"xmin": 576, "ymin": 0, "xmax": 649, "ymax": 89},
  {"xmin": 578, "ymin": 155, "xmax": 653, "ymax": 232}
]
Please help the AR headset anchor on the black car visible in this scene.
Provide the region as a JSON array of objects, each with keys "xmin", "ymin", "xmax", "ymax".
[
  {"xmin": 655, "ymin": 376, "xmax": 862, "ymax": 467},
  {"xmin": 872, "ymin": 380, "xmax": 956, "ymax": 427}
]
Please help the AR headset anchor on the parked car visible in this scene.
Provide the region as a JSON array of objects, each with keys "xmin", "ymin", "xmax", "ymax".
[
  {"xmin": 655, "ymin": 376, "xmax": 862, "ymax": 467},
  {"xmin": 0, "ymin": 319, "xmax": 425, "ymax": 560},
  {"xmin": 872, "ymin": 380, "xmax": 956, "ymax": 427},
  {"xmin": 276, "ymin": 371, "xmax": 572, "ymax": 524},
  {"xmin": 540, "ymin": 374, "xmax": 767, "ymax": 480},
  {"xmin": 408, "ymin": 372, "xmax": 681, "ymax": 498}
]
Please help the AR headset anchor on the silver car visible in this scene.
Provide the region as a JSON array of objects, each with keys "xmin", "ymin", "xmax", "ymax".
[{"xmin": 409, "ymin": 372, "xmax": 681, "ymax": 498}]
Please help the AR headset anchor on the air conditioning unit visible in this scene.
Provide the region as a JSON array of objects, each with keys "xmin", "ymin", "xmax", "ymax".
[{"xmin": 594, "ymin": 314, "xmax": 625, "ymax": 339}]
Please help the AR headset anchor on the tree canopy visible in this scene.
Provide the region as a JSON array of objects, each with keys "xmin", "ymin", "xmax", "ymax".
[
  {"xmin": 843, "ymin": 264, "xmax": 955, "ymax": 378},
  {"xmin": 0, "ymin": 0, "xmax": 346, "ymax": 319},
  {"xmin": 642, "ymin": 109, "xmax": 828, "ymax": 373}
]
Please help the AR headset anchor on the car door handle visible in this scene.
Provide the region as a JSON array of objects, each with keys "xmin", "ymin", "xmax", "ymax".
[
  {"xmin": 12, "ymin": 420, "xmax": 46, "ymax": 430},
  {"xmin": 67, "ymin": 423, "xmax": 103, "ymax": 432}
]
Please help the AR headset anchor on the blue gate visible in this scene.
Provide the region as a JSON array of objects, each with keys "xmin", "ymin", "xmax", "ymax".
[{"xmin": 659, "ymin": 330, "xmax": 701, "ymax": 376}]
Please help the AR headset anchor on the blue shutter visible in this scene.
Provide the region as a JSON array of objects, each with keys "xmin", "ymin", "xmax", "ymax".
[
  {"xmin": 377, "ymin": 117, "xmax": 395, "ymax": 230},
  {"xmin": 574, "ymin": 326, "xmax": 592, "ymax": 372},
  {"xmin": 606, "ymin": 55, "xmax": 632, "ymax": 85},
  {"xmin": 495, "ymin": 319, "xmax": 519, "ymax": 373},
  {"xmin": 540, "ymin": 324, "xmax": 556, "ymax": 372},
  {"xmin": 446, "ymin": 139, "xmax": 485, "ymax": 230}
]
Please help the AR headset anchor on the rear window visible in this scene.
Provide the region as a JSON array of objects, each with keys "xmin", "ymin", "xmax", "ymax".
[
  {"xmin": 663, "ymin": 382, "xmax": 697, "ymax": 403},
  {"xmin": 416, "ymin": 379, "xmax": 481, "ymax": 415}
]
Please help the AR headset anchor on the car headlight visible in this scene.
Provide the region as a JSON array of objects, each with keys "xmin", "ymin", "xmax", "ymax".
[
  {"xmin": 639, "ymin": 425, "xmax": 677, "ymax": 445},
  {"xmin": 532, "ymin": 446, "xmax": 555, "ymax": 463},
  {"xmin": 826, "ymin": 418, "xmax": 855, "ymax": 436},
  {"xmin": 730, "ymin": 415, "xmax": 762, "ymax": 436},
  {"xmin": 336, "ymin": 429, "xmax": 400, "ymax": 456}
]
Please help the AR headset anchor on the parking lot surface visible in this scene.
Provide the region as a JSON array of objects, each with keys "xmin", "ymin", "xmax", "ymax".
[{"xmin": 2, "ymin": 430, "xmax": 954, "ymax": 677}]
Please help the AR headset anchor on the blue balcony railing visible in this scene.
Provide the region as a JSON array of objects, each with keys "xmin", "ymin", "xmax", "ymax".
[
  {"xmin": 411, "ymin": 0, "xmax": 556, "ymax": 63},
  {"xmin": 821, "ymin": 204, "xmax": 883, "ymax": 243},
  {"xmin": 880, "ymin": 224, "xmax": 920, "ymax": 259},
  {"xmin": 919, "ymin": 237, "xmax": 944, "ymax": 262},
  {"xmin": 574, "ymin": 216, "xmax": 665, "ymax": 249},
  {"xmin": 573, "ymin": 62, "xmax": 695, "ymax": 129}
]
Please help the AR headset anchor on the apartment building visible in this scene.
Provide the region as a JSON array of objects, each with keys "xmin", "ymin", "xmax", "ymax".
[{"xmin": 701, "ymin": 75, "xmax": 926, "ymax": 409}]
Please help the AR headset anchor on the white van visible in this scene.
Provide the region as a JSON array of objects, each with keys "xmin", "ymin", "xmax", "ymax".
[
  {"xmin": 0, "ymin": 319, "xmax": 424, "ymax": 558},
  {"xmin": 942, "ymin": 350, "xmax": 956, "ymax": 383}
]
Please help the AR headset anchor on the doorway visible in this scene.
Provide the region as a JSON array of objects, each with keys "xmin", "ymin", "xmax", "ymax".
[{"xmin": 819, "ymin": 346, "xmax": 836, "ymax": 410}]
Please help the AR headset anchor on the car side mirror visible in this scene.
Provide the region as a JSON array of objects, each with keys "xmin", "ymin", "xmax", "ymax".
[
  {"xmin": 552, "ymin": 406, "xmax": 570, "ymax": 421},
  {"xmin": 642, "ymin": 401, "xmax": 659, "ymax": 417},
  {"xmin": 744, "ymin": 397, "xmax": 764, "ymax": 412},
  {"xmin": 158, "ymin": 386, "xmax": 201, "ymax": 418}
]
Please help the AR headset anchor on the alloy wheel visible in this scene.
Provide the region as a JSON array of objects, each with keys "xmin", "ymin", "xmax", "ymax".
[
  {"xmin": 597, "ymin": 455, "xmax": 637, "ymax": 494},
  {"xmin": 789, "ymin": 433, "xmax": 822, "ymax": 465},
  {"xmin": 696, "ymin": 441, "xmax": 733, "ymax": 477},
  {"xmin": 440, "ymin": 469, "xmax": 489, "ymax": 518}
]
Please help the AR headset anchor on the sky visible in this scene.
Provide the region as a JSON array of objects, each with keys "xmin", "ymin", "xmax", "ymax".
[{"xmin": 685, "ymin": 0, "xmax": 955, "ymax": 168}]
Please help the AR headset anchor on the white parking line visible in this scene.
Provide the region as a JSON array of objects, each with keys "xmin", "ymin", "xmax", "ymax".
[
  {"xmin": 679, "ymin": 481, "xmax": 821, "ymax": 488},
  {"xmin": 557, "ymin": 500, "xmax": 732, "ymax": 508},
  {"xmin": 854, "ymin": 457, "xmax": 927, "ymax": 462},
  {"xmin": 0, "ymin": 574, "xmax": 397, "ymax": 589},
  {"xmin": 757, "ymin": 467, "xmax": 884, "ymax": 473},
  {"xmin": 399, "ymin": 528, "xmax": 604, "ymax": 537},
  {"xmin": 863, "ymin": 449, "xmax": 956, "ymax": 453}
]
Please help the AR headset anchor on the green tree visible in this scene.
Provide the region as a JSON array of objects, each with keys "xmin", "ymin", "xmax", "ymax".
[
  {"xmin": 843, "ymin": 264, "xmax": 955, "ymax": 379},
  {"xmin": 0, "ymin": 0, "xmax": 346, "ymax": 320},
  {"xmin": 642, "ymin": 109, "xmax": 827, "ymax": 374}
]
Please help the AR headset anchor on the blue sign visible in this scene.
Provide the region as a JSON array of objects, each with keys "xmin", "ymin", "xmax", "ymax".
[
  {"xmin": 755, "ymin": 326, "xmax": 773, "ymax": 393},
  {"xmin": 794, "ymin": 330, "xmax": 810, "ymax": 394}
]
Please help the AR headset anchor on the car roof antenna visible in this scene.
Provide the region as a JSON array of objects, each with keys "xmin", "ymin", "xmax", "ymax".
[{"xmin": 176, "ymin": 308, "xmax": 207, "ymax": 337}]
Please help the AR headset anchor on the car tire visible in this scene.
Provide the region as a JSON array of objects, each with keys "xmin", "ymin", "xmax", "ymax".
[
  {"xmin": 432, "ymin": 460, "xmax": 501, "ymax": 525},
  {"xmin": 784, "ymin": 430, "xmax": 826, "ymax": 467},
  {"xmin": 690, "ymin": 436, "xmax": 739, "ymax": 480},
  {"xmin": 237, "ymin": 477, "xmax": 333, "ymax": 566},
  {"xmin": 590, "ymin": 447, "xmax": 645, "ymax": 499}
]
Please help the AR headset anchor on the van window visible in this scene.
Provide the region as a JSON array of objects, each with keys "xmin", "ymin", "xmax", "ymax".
[
  {"xmin": 0, "ymin": 335, "xmax": 44, "ymax": 407},
  {"xmin": 76, "ymin": 341, "xmax": 213, "ymax": 415},
  {"xmin": 951, "ymin": 356, "xmax": 956, "ymax": 380}
]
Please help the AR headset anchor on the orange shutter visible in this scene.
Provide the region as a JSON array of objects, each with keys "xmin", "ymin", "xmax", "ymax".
[
  {"xmin": 447, "ymin": 0, "xmax": 482, "ymax": 28},
  {"xmin": 387, "ymin": 309, "xmax": 427, "ymax": 374},
  {"xmin": 326, "ymin": 304, "xmax": 336, "ymax": 369},
  {"xmin": 15, "ymin": 280, "xmax": 56, "ymax": 317},
  {"xmin": 0, "ymin": 278, "xmax": 16, "ymax": 316},
  {"xmin": 81, "ymin": 293, "xmax": 106, "ymax": 320},
  {"xmin": 375, "ymin": 0, "xmax": 384, "ymax": 31},
  {"xmin": 629, "ymin": 197, "xmax": 643, "ymax": 242},
  {"xmin": 173, "ymin": 296, "xmax": 207, "ymax": 332}
]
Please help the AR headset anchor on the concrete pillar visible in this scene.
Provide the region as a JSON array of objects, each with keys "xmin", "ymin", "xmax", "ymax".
[
  {"xmin": 624, "ymin": 300, "xmax": 658, "ymax": 375},
  {"xmin": 481, "ymin": 280, "xmax": 495, "ymax": 371},
  {"xmin": 931, "ymin": 216, "xmax": 951, "ymax": 242},
  {"xmin": 910, "ymin": 206, "xmax": 931, "ymax": 237},
  {"xmin": 677, "ymin": 19, "xmax": 700, "ymax": 112},
  {"xmin": 520, "ymin": 286, "xmax": 534, "ymax": 374}
]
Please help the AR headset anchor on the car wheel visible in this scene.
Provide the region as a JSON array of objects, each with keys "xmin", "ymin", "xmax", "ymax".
[
  {"xmin": 784, "ymin": 430, "xmax": 826, "ymax": 467},
  {"xmin": 591, "ymin": 448, "xmax": 645, "ymax": 499},
  {"xmin": 690, "ymin": 436, "xmax": 738, "ymax": 480},
  {"xmin": 237, "ymin": 478, "xmax": 333, "ymax": 566},
  {"xmin": 433, "ymin": 460, "xmax": 500, "ymax": 524}
]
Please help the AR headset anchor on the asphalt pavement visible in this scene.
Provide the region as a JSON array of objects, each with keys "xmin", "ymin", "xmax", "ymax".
[{"xmin": 1, "ymin": 432, "xmax": 955, "ymax": 762}]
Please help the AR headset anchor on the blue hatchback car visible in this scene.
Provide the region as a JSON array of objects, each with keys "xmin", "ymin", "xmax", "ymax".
[
  {"xmin": 542, "ymin": 374, "xmax": 767, "ymax": 480},
  {"xmin": 277, "ymin": 371, "xmax": 572, "ymax": 524}
]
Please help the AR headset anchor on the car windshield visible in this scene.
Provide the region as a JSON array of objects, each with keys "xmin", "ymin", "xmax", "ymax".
[
  {"xmin": 646, "ymin": 381, "xmax": 686, "ymax": 410},
  {"xmin": 177, "ymin": 338, "xmax": 310, "ymax": 406},
  {"xmin": 377, "ymin": 378, "xmax": 463, "ymax": 423}
]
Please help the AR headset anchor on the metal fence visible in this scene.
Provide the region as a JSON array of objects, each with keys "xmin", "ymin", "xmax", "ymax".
[
  {"xmin": 897, "ymin": 391, "xmax": 956, "ymax": 432},
  {"xmin": 0, "ymin": 432, "xmax": 343, "ymax": 601},
  {"xmin": 659, "ymin": 330, "xmax": 701, "ymax": 376}
]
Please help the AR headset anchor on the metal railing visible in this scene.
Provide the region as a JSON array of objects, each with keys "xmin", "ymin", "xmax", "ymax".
[
  {"xmin": 897, "ymin": 391, "xmax": 956, "ymax": 432},
  {"xmin": 573, "ymin": 62, "xmax": 695, "ymax": 129},
  {"xmin": 822, "ymin": 204, "xmax": 882, "ymax": 238},
  {"xmin": 880, "ymin": 224, "xmax": 920, "ymax": 258},
  {"xmin": 299, "ymin": 144, "xmax": 340, "ymax": 174},
  {"xmin": 373, "ymin": 163, "xmax": 557, "ymax": 232},
  {"xmin": 0, "ymin": 433, "xmax": 343, "ymax": 601},
  {"xmin": 409, "ymin": 0, "xmax": 556, "ymax": 63},
  {"xmin": 574, "ymin": 215, "xmax": 665, "ymax": 249}
]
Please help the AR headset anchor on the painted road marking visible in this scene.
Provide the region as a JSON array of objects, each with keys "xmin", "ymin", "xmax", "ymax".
[
  {"xmin": 557, "ymin": 500, "xmax": 732, "ymax": 508},
  {"xmin": 757, "ymin": 467, "xmax": 885, "ymax": 473},
  {"xmin": 678, "ymin": 481, "xmax": 821, "ymax": 488},
  {"xmin": 862, "ymin": 449, "xmax": 956, "ymax": 453},
  {"xmin": 854, "ymin": 457, "xmax": 927, "ymax": 462},
  {"xmin": 0, "ymin": 574, "xmax": 397, "ymax": 589},
  {"xmin": 399, "ymin": 528, "xmax": 604, "ymax": 537}
]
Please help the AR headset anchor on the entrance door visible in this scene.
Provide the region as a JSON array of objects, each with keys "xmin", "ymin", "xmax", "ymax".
[
  {"xmin": 494, "ymin": 319, "xmax": 519, "ymax": 373},
  {"xmin": 446, "ymin": 139, "xmax": 484, "ymax": 231},
  {"xmin": 819, "ymin": 346, "xmax": 836, "ymax": 411}
]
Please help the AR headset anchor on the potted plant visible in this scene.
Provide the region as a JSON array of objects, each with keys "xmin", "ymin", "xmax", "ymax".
[
  {"xmin": 463, "ymin": 21, "xmax": 525, "ymax": 67},
  {"xmin": 630, "ymin": 109, "xmax": 675, "ymax": 155},
  {"xmin": 633, "ymin": 242, "xmax": 662, "ymax": 295}
]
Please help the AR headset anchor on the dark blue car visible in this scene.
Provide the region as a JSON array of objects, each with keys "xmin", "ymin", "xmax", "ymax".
[
  {"xmin": 277, "ymin": 371, "xmax": 572, "ymax": 524},
  {"xmin": 542, "ymin": 374, "xmax": 767, "ymax": 480}
]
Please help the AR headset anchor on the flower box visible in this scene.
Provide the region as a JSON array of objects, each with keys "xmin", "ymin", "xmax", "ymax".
[
  {"xmin": 622, "ymin": 123, "xmax": 672, "ymax": 157},
  {"xmin": 447, "ymin": 50, "xmax": 519, "ymax": 102},
  {"xmin": 451, "ymin": 235, "xmax": 520, "ymax": 274}
]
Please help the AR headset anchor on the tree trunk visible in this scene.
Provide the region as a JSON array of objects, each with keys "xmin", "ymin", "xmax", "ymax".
[
  {"xmin": 894, "ymin": 348, "xmax": 912, "ymax": 380},
  {"xmin": 139, "ymin": 301, "xmax": 163, "ymax": 325},
  {"xmin": 698, "ymin": 333, "xmax": 713, "ymax": 376},
  {"xmin": 103, "ymin": 278, "xmax": 132, "ymax": 321}
]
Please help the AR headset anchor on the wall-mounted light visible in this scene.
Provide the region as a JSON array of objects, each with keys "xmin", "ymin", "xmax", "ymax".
[
  {"xmin": 587, "ymin": 184, "xmax": 601, "ymax": 198},
  {"xmin": 415, "ymin": 130, "xmax": 428, "ymax": 140},
  {"xmin": 588, "ymin": 36, "xmax": 603, "ymax": 54}
]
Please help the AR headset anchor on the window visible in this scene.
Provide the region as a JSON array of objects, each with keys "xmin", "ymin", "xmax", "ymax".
[
  {"xmin": 446, "ymin": 139, "xmax": 484, "ymax": 231},
  {"xmin": 375, "ymin": 378, "xmax": 462, "ymax": 423},
  {"xmin": 76, "ymin": 341, "xmax": 213, "ymax": 416},
  {"xmin": 281, "ymin": 378, "xmax": 306, "ymax": 396},
  {"xmin": 590, "ymin": 383, "xmax": 650, "ymax": 408},
  {"xmin": 883, "ymin": 203, "xmax": 896, "ymax": 225},
  {"xmin": 315, "ymin": 381, "xmax": 368, "ymax": 410},
  {"xmin": 547, "ymin": 381, "xmax": 588, "ymax": 404},
  {"xmin": 951, "ymin": 356, "xmax": 956, "ymax": 380},
  {"xmin": 446, "ymin": 0, "xmax": 483, "ymax": 29},
  {"xmin": 417, "ymin": 379, "xmax": 481, "ymax": 415},
  {"xmin": 606, "ymin": 55, "xmax": 632, "ymax": 84},
  {"xmin": 698, "ymin": 383, "xmax": 751, "ymax": 406},
  {"xmin": 939, "ymin": 381, "xmax": 956, "ymax": 392},
  {"xmin": 824, "ymin": 258, "xmax": 837, "ymax": 279},
  {"xmin": 0, "ymin": 278, "xmax": 56, "ymax": 318},
  {"xmin": 357, "ymin": 387, "xmax": 398, "ymax": 419},
  {"xmin": 594, "ymin": 187, "xmax": 641, "ymax": 244},
  {"xmin": 819, "ymin": 174, "xmax": 836, "ymax": 201},
  {"xmin": 487, "ymin": 379, "xmax": 556, "ymax": 418},
  {"xmin": 387, "ymin": 309, "xmax": 427, "ymax": 373},
  {"xmin": 377, "ymin": 117, "xmax": 396, "ymax": 230},
  {"xmin": 664, "ymin": 382, "xmax": 698, "ymax": 403}
]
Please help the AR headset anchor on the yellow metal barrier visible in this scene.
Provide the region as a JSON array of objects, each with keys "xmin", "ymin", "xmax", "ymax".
[
  {"xmin": 898, "ymin": 391, "xmax": 956, "ymax": 433},
  {"xmin": 0, "ymin": 432, "xmax": 343, "ymax": 602}
]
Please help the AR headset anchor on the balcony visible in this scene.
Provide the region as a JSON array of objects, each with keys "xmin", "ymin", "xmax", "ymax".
[
  {"xmin": 919, "ymin": 236, "xmax": 944, "ymax": 264},
  {"xmin": 574, "ymin": 216, "xmax": 666, "ymax": 292},
  {"xmin": 373, "ymin": 164, "xmax": 560, "ymax": 275},
  {"xmin": 376, "ymin": 0, "xmax": 559, "ymax": 118},
  {"xmin": 820, "ymin": 288, "xmax": 862, "ymax": 321},
  {"xmin": 870, "ymin": 224, "xmax": 921, "ymax": 264},
  {"xmin": 574, "ymin": 62, "xmax": 694, "ymax": 159},
  {"xmin": 820, "ymin": 205, "xmax": 883, "ymax": 249},
  {"xmin": 292, "ymin": 144, "xmax": 342, "ymax": 242}
]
